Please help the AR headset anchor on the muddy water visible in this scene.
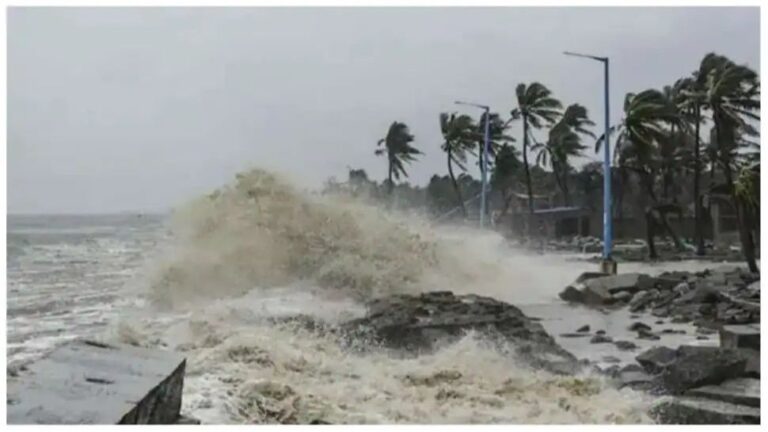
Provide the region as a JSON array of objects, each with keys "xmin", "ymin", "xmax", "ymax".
[{"xmin": 7, "ymin": 169, "xmax": 739, "ymax": 424}]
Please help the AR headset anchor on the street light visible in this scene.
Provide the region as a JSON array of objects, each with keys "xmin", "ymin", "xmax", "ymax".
[
  {"xmin": 563, "ymin": 51, "xmax": 616, "ymax": 274},
  {"xmin": 455, "ymin": 100, "xmax": 491, "ymax": 228}
]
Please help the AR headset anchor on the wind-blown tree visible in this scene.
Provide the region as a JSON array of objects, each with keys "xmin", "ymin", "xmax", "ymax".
[
  {"xmin": 439, "ymin": 112, "xmax": 477, "ymax": 217},
  {"xmin": 490, "ymin": 143, "xmax": 523, "ymax": 215},
  {"xmin": 701, "ymin": 53, "xmax": 760, "ymax": 272},
  {"xmin": 510, "ymin": 83, "xmax": 563, "ymax": 213},
  {"xmin": 532, "ymin": 104, "xmax": 595, "ymax": 205},
  {"xmin": 375, "ymin": 121, "xmax": 421, "ymax": 194},
  {"xmin": 596, "ymin": 89, "xmax": 682, "ymax": 258}
]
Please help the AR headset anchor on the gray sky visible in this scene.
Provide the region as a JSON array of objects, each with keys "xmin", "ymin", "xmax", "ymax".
[{"xmin": 8, "ymin": 7, "xmax": 760, "ymax": 214}]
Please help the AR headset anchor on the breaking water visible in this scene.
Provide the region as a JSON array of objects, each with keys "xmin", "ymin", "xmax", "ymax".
[{"xmin": 6, "ymin": 169, "xmax": 730, "ymax": 424}]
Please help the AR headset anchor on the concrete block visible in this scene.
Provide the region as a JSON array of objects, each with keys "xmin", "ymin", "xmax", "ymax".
[
  {"xmin": 720, "ymin": 324, "xmax": 760, "ymax": 350},
  {"xmin": 7, "ymin": 340, "xmax": 186, "ymax": 424},
  {"xmin": 685, "ymin": 378, "xmax": 760, "ymax": 408}
]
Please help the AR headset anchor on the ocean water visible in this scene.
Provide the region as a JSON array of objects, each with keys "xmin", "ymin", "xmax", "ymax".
[{"xmin": 6, "ymin": 169, "xmax": 727, "ymax": 424}]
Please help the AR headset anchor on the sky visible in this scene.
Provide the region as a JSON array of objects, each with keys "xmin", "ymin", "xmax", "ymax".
[{"xmin": 7, "ymin": 7, "xmax": 760, "ymax": 214}]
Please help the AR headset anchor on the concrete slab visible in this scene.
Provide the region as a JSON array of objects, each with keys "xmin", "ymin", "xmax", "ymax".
[
  {"xmin": 651, "ymin": 396, "xmax": 760, "ymax": 424},
  {"xmin": 720, "ymin": 324, "xmax": 760, "ymax": 350},
  {"xmin": 685, "ymin": 378, "xmax": 760, "ymax": 408},
  {"xmin": 7, "ymin": 340, "xmax": 186, "ymax": 424}
]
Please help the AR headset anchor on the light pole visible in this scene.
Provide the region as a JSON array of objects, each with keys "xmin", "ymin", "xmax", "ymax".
[
  {"xmin": 563, "ymin": 51, "xmax": 616, "ymax": 274},
  {"xmin": 455, "ymin": 101, "xmax": 491, "ymax": 228}
]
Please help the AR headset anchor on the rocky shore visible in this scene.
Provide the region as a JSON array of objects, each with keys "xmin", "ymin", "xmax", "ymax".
[{"xmin": 557, "ymin": 266, "xmax": 760, "ymax": 424}]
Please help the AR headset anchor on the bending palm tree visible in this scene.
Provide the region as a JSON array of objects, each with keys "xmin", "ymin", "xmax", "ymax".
[
  {"xmin": 532, "ymin": 104, "xmax": 595, "ymax": 205},
  {"xmin": 439, "ymin": 112, "xmax": 476, "ymax": 217},
  {"xmin": 510, "ymin": 83, "xmax": 562, "ymax": 213},
  {"xmin": 596, "ymin": 89, "xmax": 680, "ymax": 258},
  {"xmin": 700, "ymin": 53, "xmax": 760, "ymax": 272},
  {"xmin": 375, "ymin": 121, "xmax": 421, "ymax": 195}
]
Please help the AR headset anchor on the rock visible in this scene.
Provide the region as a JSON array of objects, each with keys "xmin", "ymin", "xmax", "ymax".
[
  {"xmin": 576, "ymin": 325, "xmax": 590, "ymax": 333},
  {"xmin": 671, "ymin": 315, "xmax": 691, "ymax": 324},
  {"xmin": 595, "ymin": 330, "xmax": 606, "ymax": 335},
  {"xmin": 655, "ymin": 320, "xmax": 665, "ymax": 325},
  {"xmin": 696, "ymin": 327, "xmax": 717, "ymax": 335},
  {"xmin": 661, "ymin": 329, "xmax": 686, "ymax": 335},
  {"xmin": 583, "ymin": 273, "xmax": 655, "ymax": 297},
  {"xmin": 341, "ymin": 291, "xmax": 579, "ymax": 375},
  {"xmin": 558, "ymin": 285, "xmax": 584, "ymax": 303},
  {"xmin": 612, "ymin": 291, "xmax": 632, "ymax": 303},
  {"xmin": 679, "ymin": 284, "xmax": 720, "ymax": 304},
  {"xmin": 654, "ymin": 271, "xmax": 693, "ymax": 291},
  {"xmin": 636, "ymin": 346, "xmax": 678, "ymax": 374},
  {"xmin": 559, "ymin": 333, "xmax": 591, "ymax": 338},
  {"xmin": 650, "ymin": 396, "xmax": 759, "ymax": 424},
  {"xmin": 628, "ymin": 322, "xmax": 651, "ymax": 332},
  {"xmin": 696, "ymin": 336, "xmax": 709, "ymax": 340},
  {"xmin": 581, "ymin": 283, "xmax": 613, "ymax": 305},
  {"xmin": 672, "ymin": 282, "xmax": 691, "ymax": 297},
  {"xmin": 654, "ymin": 346, "xmax": 748, "ymax": 394},
  {"xmin": 620, "ymin": 364, "xmax": 644, "ymax": 373},
  {"xmin": 719, "ymin": 325, "xmax": 760, "ymax": 350},
  {"xmin": 637, "ymin": 328, "xmax": 661, "ymax": 341},
  {"xmin": 685, "ymin": 378, "xmax": 760, "ymax": 408},
  {"xmin": 742, "ymin": 349, "xmax": 759, "ymax": 378},
  {"xmin": 629, "ymin": 290, "xmax": 658, "ymax": 312},
  {"xmin": 590, "ymin": 334, "xmax": 613, "ymax": 344},
  {"xmin": 614, "ymin": 340, "xmax": 637, "ymax": 351}
]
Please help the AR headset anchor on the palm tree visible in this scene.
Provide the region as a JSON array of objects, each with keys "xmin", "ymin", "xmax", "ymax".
[
  {"xmin": 700, "ymin": 53, "xmax": 760, "ymax": 272},
  {"xmin": 596, "ymin": 89, "xmax": 681, "ymax": 258},
  {"xmin": 491, "ymin": 143, "xmax": 523, "ymax": 216},
  {"xmin": 510, "ymin": 83, "xmax": 562, "ymax": 213},
  {"xmin": 532, "ymin": 104, "xmax": 595, "ymax": 205},
  {"xmin": 375, "ymin": 121, "xmax": 421, "ymax": 194},
  {"xmin": 439, "ymin": 113, "xmax": 476, "ymax": 217}
]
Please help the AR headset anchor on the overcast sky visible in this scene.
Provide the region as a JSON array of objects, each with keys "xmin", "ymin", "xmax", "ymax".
[{"xmin": 8, "ymin": 7, "xmax": 760, "ymax": 214}]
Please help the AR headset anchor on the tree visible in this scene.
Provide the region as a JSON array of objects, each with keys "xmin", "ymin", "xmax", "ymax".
[
  {"xmin": 439, "ymin": 113, "xmax": 476, "ymax": 217},
  {"xmin": 491, "ymin": 143, "xmax": 523, "ymax": 215},
  {"xmin": 532, "ymin": 103, "xmax": 595, "ymax": 205},
  {"xmin": 596, "ymin": 89, "xmax": 682, "ymax": 258},
  {"xmin": 700, "ymin": 53, "xmax": 760, "ymax": 272},
  {"xmin": 375, "ymin": 121, "xmax": 421, "ymax": 194},
  {"xmin": 510, "ymin": 83, "xmax": 562, "ymax": 213}
]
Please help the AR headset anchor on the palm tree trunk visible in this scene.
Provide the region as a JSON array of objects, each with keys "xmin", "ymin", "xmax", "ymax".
[
  {"xmin": 387, "ymin": 157, "xmax": 394, "ymax": 195},
  {"xmin": 693, "ymin": 103, "xmax": 705, "ymax": 256},
  {"xmin": 645, "ymin": 208, "xmax": 659, "ymax": 259},
  {"xmin": 522, "ymin": 116, "xmax": 534, "ymax": 214},
  {"xmin": 551, "ymin": 160, "xmax": 567, "ymax": 206},
  {"xmin": 715, "ymin": 116, "xmax": 758, "ymax": 273},
  {"xmin": 447, "ymin": 149, "xmax": 467, "ymax": 218}
]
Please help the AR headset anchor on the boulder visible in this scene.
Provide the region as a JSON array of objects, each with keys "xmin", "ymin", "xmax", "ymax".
[
  {"xmin": 590, "ymin": 334, "xmax": 613, "ymax": 344},
  {"xmin": 628, "ymin": 322, "xmax": 651, "ymax": 332},
  {"xmin": 576, "ymin": 325, "xmax": 590, "ymax": 333},
  {"xmin": 637, "ymin": 329, "xmax": 660, "ymax": 341},
  {"xmin": 612, "ymin": 291, "xmax": 632, "ymax": 303},
  {"xmin": 341, "ymin": 291, "xmax": 579, "ymax": 375},
  {"xmin": 619, "ymin": 370, "xmax": 654, "ymax": 390},
  {"xmin": 558, "ymin": 272, "xmax": 608, "ymax": 303},
  {"xmin": 654, "ymin": 346, "xmax": 747, "ymax": 394},
  {"xmin": 614, "ymin": 340, "xmax": 637, "ymax": 351},
  {"xmin": 636, "ymin": 346, "xmax": 677, "ymax": 374},
  {"xmin": 584, "ymin": 273, "xmax": 655, "ymax": 296},
  {"xmin": 650, "ymin": 396, "xmax": 759, "ymax": 424}
]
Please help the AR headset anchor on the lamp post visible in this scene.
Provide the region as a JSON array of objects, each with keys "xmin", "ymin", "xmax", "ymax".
[
  {"xmin": 455, "ymin": 101, "xmax": 491, "ymax": 228},
  {"xmin": 563, "ymin": 51, "xmax": 616, "ymax": 274}
]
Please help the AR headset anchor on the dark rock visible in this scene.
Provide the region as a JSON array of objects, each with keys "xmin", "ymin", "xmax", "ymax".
[
  {"xmin": 629, "ymin": 314, "xmax": 641, "ymax": 319},
  {"xmin": 696, "ymin": 327, "xmax": 717, "ymax": 335},
  {"xmin": 655, "ymin": 320, "xmax": 665, "ymax": 325},
  {"xmin": 629, "ymin": 290, "xmax": 656, "ymax": 312},
  {"xmin": 628, "ymin": 322, "xmax": 651, "ymax": 332},
  {"xmin": 341, "ymin": 291, "xmax": 579, "ymax": 375},
  {"xmin": 558, "ymin": 285, "xmax": 584, "ymax": 303},
  {"xmin": 654, "ymin": 346, "xmax": 747, "ymax": 394},
  {"xmin": 671, "ymin": 315, "xmax": 691, "ymax": 324},
  {"xmin": 742, "ymin": 349, "xmax": 759, "ymax": 378},
  {"xmin": 651, "ymin": 307, "xmax": 670, "ymax": 318},
  {"xmin": 590, "ymin": 334, "xmax": 613, "ymax": 344},
  {"xmin": 685, "ymin": 378, "xmax": 760, "ymax": 408},
  {"xmin": 650, "ymin": 396, "xmax": 760, "ymax": 424},
  {"xmin": 614, "ymin": 340, "xmax": 637, "ymax": 351},
  {"xmin": 559, "ymin": 333, "xmax": 591, "ymax": 338},
  {"xmin": 175, "ymin": 415, "xmax": 201, "ymax": 425},
  {"xmin": 637, "ymin": 328, "xmax": 661, "ymax": 341},
  {"xmin": 636, "ymin": 346, "xmax": 677, "ymax": 374},
  {"xmin": 620, "ymin": 363, "xmax": 644, "ymax": 373},
  {"xmin": 576, "ymin": 325, "xmax": 590, "ymax": 333},
  {"xmin": 596, "ymin": 330, "xmax": 606, "ymax": 335},
  {"xmin": 661, "ymin": 329, "xmax": 686, "ymax": 335},
  {"xmin": 720, "ymin": 325, "xmax": 760, "ymax": 350},
  {"xmin": 696, "ymin": 336, "xmax": 709, "ymax": 340}
]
